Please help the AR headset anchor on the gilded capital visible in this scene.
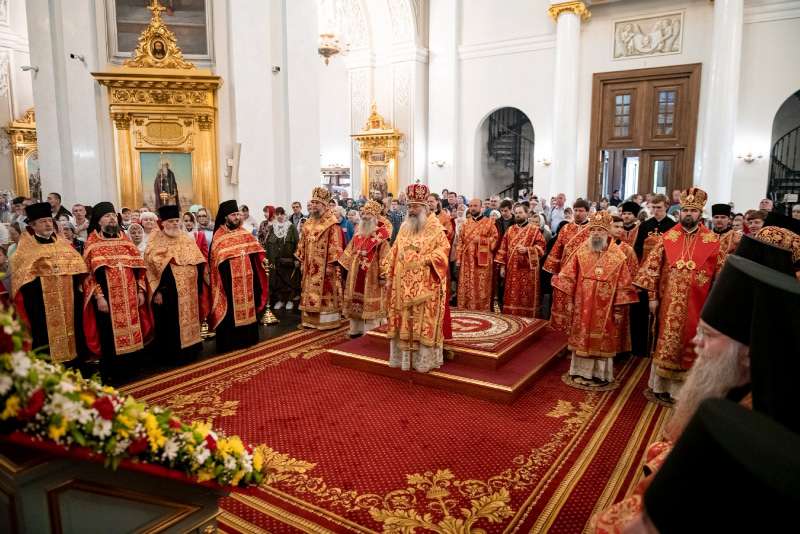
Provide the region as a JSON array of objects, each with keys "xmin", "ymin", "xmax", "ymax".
[
  {"xmin": 112, "ymin": 112, "xmax": 132, "ymax": 130},
  {"xmin": 547, "ymin": 1, "xmax": 591, "ymax": 22}
]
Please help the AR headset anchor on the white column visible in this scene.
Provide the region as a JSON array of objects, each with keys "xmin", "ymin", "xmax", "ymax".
[
  {"xmin": 696, "ymin": 0, "xmax": 743, "ymax": 204},
  {"xmin": 548, "ymin": 1, "xmax": 589, "ymax": 203},
  {"xmin": 286, "ymin": 0, "xmax": 322, "ymax": 206},
  {"xmin": 427, "ymin": 0, "xmax": 460, "ymax": 195},
  {"xmin": 26, "ymin": 0, "xmax": 115, "ymax": 206}
]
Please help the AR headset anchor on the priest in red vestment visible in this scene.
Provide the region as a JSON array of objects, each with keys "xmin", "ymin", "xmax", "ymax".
[
  {"xmin": 635, "ymin": 188, "xmax": 725, "ymax": 403},
  {"xmin": 427, "ymin": 193, "xmax": 454, "ymax": 341},
  {"xmin": 208, "ymin": 200, "xmax": 268, "ymax": 353},
  {"xmin": 611, "ymin": 215, "xmax": 640, "ymax": 354},
  {"xmin": 455, "ymin": 198, "xmax": 499, "ymax": 310},
  {"xmin": 11, "ymin": 202, "xmax": 88, "ymax": 363},
  {"xmin": 543, "ymin": 198, "xmax": 590, "ymax": 332},
  {"xmin": 553, "ymin": 211, "xmax": 638, "ymax": 386},
  {"xmin": 495, "ymin": 203, "xmax": 546, "ymax": 317},
  {"xmin": 82, "ymin": 202, "xmax": 153, "ymax": 379},
  {"xmin": 338, "ymin": 200, "xmax": 391, "ymax": 337}
]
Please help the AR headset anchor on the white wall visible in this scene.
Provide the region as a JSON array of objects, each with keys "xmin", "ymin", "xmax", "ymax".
[
  {"xmin": 733, "ymin": 14, "xmax": 800, "ymax": 211},
  {"xmin": 318, "ymin": 58, "xmax": 351, "ymax": 169}
]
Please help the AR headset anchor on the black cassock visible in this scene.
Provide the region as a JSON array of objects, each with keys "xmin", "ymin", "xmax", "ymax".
[
  {"xmin": 215, "ymin": 254, "xmax": 264, "ymax": 353},
  {"xmin": 152, "ymin": 264, "xmax": 205, "ymax": 360}
]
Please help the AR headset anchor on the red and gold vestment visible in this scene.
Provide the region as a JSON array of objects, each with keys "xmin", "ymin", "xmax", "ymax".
[
  {"xmin": 296, "ymin": 209, "xmax": 344, "ymax": 329},
  {"xmin": 339, "ymin": 223, "xmax": 391, "ymax": 320},
  {"xmin": 455, "ymin": 216, "xmax": 498, "ymax": 310},
  {"xmin": 494, "ymin": 223, "xmax": 546, "ymax": 317},
  {"xmin": 543, "ymin": 221, "xmax": 590, "ymax": 332}
]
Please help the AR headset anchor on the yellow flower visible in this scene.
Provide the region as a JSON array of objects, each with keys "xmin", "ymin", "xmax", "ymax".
[
  {"xmin": 48, "ymin": 418, "xmax": 68, "ymax": 441},
  {"xmin": 1, "ymin": 395, "xmax": 20, "ymax": 420},
  {"xmin": 228, "ymin": 436, "xmax": 245, "ymax": 456},
  {"xmin": 79, "ymin": 392, "xmax": 95, "ymax": 405},
  {"xmin": 192, "ymin": 420, "xmax": 212, "ymax": 438},
  {"xmin": 197, "ymin": 469, "xmax": 215, "ymax": 482},
  {"xmin": 216, "ymin": 438, "xmax": 231, "ymax": 457},
  {"xmin": 252, "ymin": 447, "xmax": 264, "ymax": 472},
  {"xmin": 102, "ymin": 385, "xmax": 115, "ymax": 394},
  {"xmin": 143, "ymin": 412, "xmax": 166, "ymax": 452},
  {"xmin": 117, "ymin": 414, "xmax": 134, "ymax": 429},
  {"xmin": 231, "ymin": 470, "xmax": 245, "ymax": 486}
]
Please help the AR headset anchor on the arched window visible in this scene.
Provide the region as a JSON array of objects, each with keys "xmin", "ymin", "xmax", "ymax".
[
  {"xmin": 478, "ymin": 108, "xmax": 535, "ymax": 200},
  {"xmin": 768, "ymin": 90, "xmax": 800, "ymax": 214}
]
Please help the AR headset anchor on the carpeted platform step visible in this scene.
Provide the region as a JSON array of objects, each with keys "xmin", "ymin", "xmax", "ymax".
[{"xmin": 329, "ymin": 326, "xmax": 568, "ymax": 403}]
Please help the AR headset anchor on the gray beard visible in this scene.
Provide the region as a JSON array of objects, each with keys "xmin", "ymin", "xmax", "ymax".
[
  {"xmin": 163, "ymin": 227, "xmax": 183, "ymax": 238},
  {"xmin": 359, "ymin": 218, "xmax": 377, "ymax": 237},
  {"xmin": 669, "ymin": 339, "xmax": 747, "ymax": 439},
  {"xmin": 590, "ymin": 235, "xmax": 606, "ymax": 252},
  {"xmin": 404, "ymin": 211, "xmax": 428, "ymax": 234}
]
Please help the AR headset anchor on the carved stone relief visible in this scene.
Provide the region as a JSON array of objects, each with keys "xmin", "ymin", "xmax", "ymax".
[{"xmin": 613, "ymin": 12, "xmax": 683, "ymax": 60}]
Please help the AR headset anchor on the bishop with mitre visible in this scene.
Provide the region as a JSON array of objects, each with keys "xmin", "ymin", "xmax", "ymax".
[
  {"xmin": 10, "ymin": 202, "xmax": 88, "ymax": 362},
  {"xmin": 383, "ymin": 184, "xmax": 451, "ymax": 373},
  {"xmin": 208, "ymin": 200, "xmax": 268, "ymax": 353},
  {"xmin": 553, "ymin": 211, "xmax": 638, "ymax": 387},
  {"xmin": 455, "ymin": 198, "xmax": 499, "ymax": 310},
  {"xmin": 338, "ymin": 200, "xmax": 391, "ymax": 337},
  {"xmin": 296, "ymin": 187, "xmax": 344, "ymax": 330},
  {"xmin": 144, "ymin": 205, "xmax": 209, "ymax": 359}
]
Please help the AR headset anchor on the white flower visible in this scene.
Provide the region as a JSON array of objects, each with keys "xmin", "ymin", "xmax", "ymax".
[
  {"xmin": 224, "ymin": 454, "xmax": 237, "ymax": 471},
  {"xmin": 91, "ymin": 419, "xmax": 112, "ymax": 439},
  {"xmin": 161, "ymin": 437, "xmax": 180, "ymax": 462},
  {"xmin": 76, "ymin": 407, "xmax": 95, "ymax": 425},
  {"xmin": 58, "ymin": 380, "xmax": 77, "ymax": 394},
  {"xmin": 0, "ymin": 375, "xmax": 12, "ymax": 396},
  {"xmin": 10, "ymin": 352, "xmax": 31, "ymax": 377},
  {"xmin": 113, "ymin": 438, "xmax": 131, "ymax": 456},
  {"xmin": 3, "ymin": 325, "xmax": 13, "ymax": 335},
  {"xmin": 194, "ymin": 445, "xmax": 210, "ymax": 465}
]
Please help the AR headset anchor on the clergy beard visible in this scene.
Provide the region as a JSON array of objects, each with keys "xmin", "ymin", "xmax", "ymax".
[
  {"xmin": 359, "ymin": 218, "xmax": 377, "ymax": 237},
  {"xmin": 668, "ymin": 339, "xmax": 747, "ymax": 439},
  {"xmin": 680, "ymin": 215, "xmax": 699, "ymax": 230},
  {"xmin": 590, "ymin": 235, "xmax": 606, "ymax": 252},
  {"xmin": 515, "ymin": 215, "xmax": 527, "ymax": 224},
  {"xmin": 310, "ymin": 208, "xmax": 322, "ymax": 220},
  {"xmin": 163, "ymin": 226, "xmax": 183, "ymax": 238},
  {"xmin": 404, "ymin": 211, "xmax": 428, "ymax": 234},
  {"xmin": 226, "ymin": 219, "xmax": 241, "ymax": 230},
  {"xmin": 101, "ymin": 223, "xmax": 119, "ymax": 236}
]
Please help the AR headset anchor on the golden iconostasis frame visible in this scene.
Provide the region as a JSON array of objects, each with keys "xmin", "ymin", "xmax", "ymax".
[
  {"xmin": 351, "ymin": 104, "xmax": 403, "ymax": 199},
  {"xmin": 6, "ymin": 108, "xmax": 38, "ymax": 198}
]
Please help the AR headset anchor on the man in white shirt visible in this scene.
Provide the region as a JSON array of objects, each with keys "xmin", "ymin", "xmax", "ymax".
[{"xmin": 549, "ymin": 193, "xmax": 568, "ymax": 231}]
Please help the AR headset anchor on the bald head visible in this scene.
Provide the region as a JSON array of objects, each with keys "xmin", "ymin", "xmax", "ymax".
[{"xmin": 468, "ymin": 198, "xmax": 482, "ymax": 217}]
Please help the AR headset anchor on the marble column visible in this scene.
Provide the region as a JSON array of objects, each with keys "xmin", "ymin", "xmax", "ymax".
[
  {"xmin": 697, "ymin": 0, "xmax": 743, "ymax": 204},
  {"xmin": 548, "ymin": 1, "xmax": 590, "ymax": 202}
]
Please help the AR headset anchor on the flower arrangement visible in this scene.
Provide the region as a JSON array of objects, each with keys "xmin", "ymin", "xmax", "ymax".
[{"xmin": 0, "ymin": 307, "xmax": 268, "ymax": 487}]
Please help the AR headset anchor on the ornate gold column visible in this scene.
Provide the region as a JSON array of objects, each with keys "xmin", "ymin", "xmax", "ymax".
[
  {"xmin": 112, "ymin": 113, "xmax": 137, "ymax": 208},
  {"xmin": 5, "ymin": 109, "xmax": 38, "ymax": 198}
]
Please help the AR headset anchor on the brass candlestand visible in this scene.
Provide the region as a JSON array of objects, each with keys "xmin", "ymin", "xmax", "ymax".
[
  {"xmin": 200, "ymin": 320, "xmax": 215, "ymax": 339},
  {"xmin": 261, "ymin": 258, "xmax": 279, "ymax": 325}
]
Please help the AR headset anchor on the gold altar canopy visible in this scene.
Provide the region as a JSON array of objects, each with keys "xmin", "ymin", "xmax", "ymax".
[
  {"xmin": 351, "ymin": 104, "xmax": 403, "ymax": 199},
  {"xmin": 92, "ymin": 0, "xmax": 221, "ymax": 211},
  {"xmin": 5, "ymin": 108, "xmax": 38, "ymax": 199}
]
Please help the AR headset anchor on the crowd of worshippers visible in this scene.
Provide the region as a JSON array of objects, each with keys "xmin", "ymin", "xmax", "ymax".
[{"xmin": 5, "ymin": 183, "xmax": 800, "ymax": 387}]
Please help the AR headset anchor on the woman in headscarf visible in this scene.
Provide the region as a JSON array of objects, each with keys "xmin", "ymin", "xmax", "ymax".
[{"xmin": 127, "ymin": 222, "xmax": 147, "ymax": 255}]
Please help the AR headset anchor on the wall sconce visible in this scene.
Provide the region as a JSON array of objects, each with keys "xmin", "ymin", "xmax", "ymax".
[
  {"xmin": 537, "ymin": 158, "xmax": 551, "ymax": 166},
  {"xmin": 431, "ymin": 160, "xmax": 446, "ymax": 168},
  {"xmin": 737, "ymin": 152, "xmax": 763, "ymax": 164}
]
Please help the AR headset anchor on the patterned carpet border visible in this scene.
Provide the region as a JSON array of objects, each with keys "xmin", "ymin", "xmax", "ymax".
[{"xmin": 122, "ymin": 326, "xmax": 669, "ymax": 534}]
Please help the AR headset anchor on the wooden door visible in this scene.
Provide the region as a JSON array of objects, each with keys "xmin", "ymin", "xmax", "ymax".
[{"xmin": 640, "ymin": 150, "xmax": 682, "ymax": 196}]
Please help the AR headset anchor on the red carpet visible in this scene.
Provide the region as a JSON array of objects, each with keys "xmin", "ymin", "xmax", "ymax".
[{"xmin": 121, "ymin": 326, "xmax": 670, "ymax": 533}]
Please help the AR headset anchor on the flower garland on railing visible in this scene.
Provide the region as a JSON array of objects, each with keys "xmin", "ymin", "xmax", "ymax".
[{"xmin": 0, "ymin": 307, "xmax": 268, "ymax": 487}]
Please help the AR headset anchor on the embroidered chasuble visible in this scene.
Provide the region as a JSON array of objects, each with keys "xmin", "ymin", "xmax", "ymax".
[
  {"xmin": 553, "ymin": 242, "xmax": 638, "ymax": 357},
  {"xmin": 209, "ymin": 226, "xmax": 268, "ymax": 330},
  {"xmin": 383, "ymin": 214, "xmax": 450, "ymax": 351},
  {"xmin": 338, "ymin": 223, "xmax": 391, "ymax": 320},
  {"xmin": 717, "ymin": 229, "xmax": 742, "ymax": 258},
  {"xmin": 543, "ymin": 221, "xmax": 590, "ymax": 332},
  {"xmin": 494, "ymin": 223, "xmax": 546, "ymax": 317},
  {"xmin": 437, "ymin": 210, "xmax": 455, "ymax": 244},
  {"xmin": 619, "ymin": 222, "xmax": 640, "ymax": 248},
  {"xmin": 11, "ymin": 233, "xmax": 88, "ymax": 362},
  {"xmin": 82, "ymin": 231, "xmax": 153, "ymax": 356},
  {"xmin": 634, "ymin": 225, "xmax": 724, "ymax": 381},
  {"xmin": 617, "ymin": 241, "xmax": 639, "ymax": 353},
  {"xmin": 296, "ymin": 209, "xmax": 344, "ymax": 329},
  {"xmin": 456, "ymin": 216, "xmax": 498, "ymax": 310},
  {"xmin": 145, "ymin": 230, "xmax": 208, "ymax": 350}
]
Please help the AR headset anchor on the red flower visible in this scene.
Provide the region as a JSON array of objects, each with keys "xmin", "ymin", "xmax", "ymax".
[
  {"xmin": 92, "ymin": 396, "xmax": 115, "ymax": 420},
  {"xmin": 128, "ymin": 437, "xmax": 148, "ymax": 455},
  {"xmin": 19, "ymin": 388, "xmax": 45, "ymax": 419},
  {"xmin": 168, "ymin": 418, "xmax": 182, "ymax": 430},
  {"xmin": 204, "ymin": 434, "xmax": 217, "ymax": 452}
]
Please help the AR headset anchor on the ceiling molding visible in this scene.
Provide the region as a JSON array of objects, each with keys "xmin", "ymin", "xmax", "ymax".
[
  {"xmin": 744, "ymin": 0, "xmax": 800, "ymax": 23},
  {"xmin": 458, "ymin": 34, "xmax": 555, "ymax": 61}
]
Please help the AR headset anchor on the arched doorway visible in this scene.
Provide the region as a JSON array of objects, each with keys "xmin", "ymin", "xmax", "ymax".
[
  {"xmin": 477, "ymin": 107, "xmax": 534, "ymax": 199},
  {"xmin": 768, "ymin": 90, "xmax": 800, "ymax": 214}
]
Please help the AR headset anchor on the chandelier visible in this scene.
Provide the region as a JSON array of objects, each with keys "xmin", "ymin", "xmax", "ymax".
[
  {"xmin": 318, "ymin": 31, "xmax": 342, "ymax": 65},
  {"xmin": 317, "ymin": 0, "xmax": 349, "ymax": 65}
]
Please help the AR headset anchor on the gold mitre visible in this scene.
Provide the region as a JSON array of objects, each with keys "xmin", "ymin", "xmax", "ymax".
[
  {"xmin": 361, "ymin": 200, "xmax": 382, "ymax": 217},
  {"xmin": 311, "ymin": 186, "xmax": 332, "ymax": 204},
  {"xmin": 680, "ymin": 187, "xmax": 708, "ymax": 210},
  {"xmin": 588, "ymin": 211, "xmax": 613, "ymax": 232}
]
